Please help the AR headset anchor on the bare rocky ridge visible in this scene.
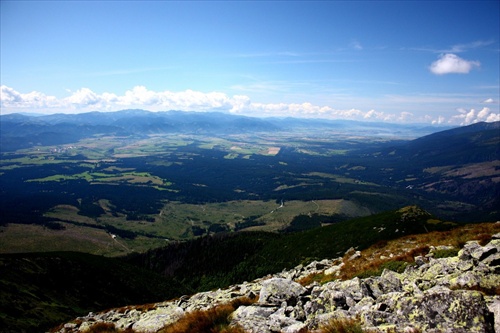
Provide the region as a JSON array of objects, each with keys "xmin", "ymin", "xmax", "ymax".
[{"xmin": 53, "ymin": 232, "xmax": 500, "ymax": 333}]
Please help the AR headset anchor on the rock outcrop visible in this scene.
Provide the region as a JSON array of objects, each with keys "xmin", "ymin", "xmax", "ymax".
[{"xmin": 52, "ymin": 233, "xmax": 500, "ymax": 333}]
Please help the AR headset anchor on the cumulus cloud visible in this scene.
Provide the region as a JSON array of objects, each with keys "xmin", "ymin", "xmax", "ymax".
[
  {"xmin": 1, "ymin": 85, "xmax": 60, "ymax": 109},
  {"xmin": 450, "ymin": 107, "xmax": 500, "ymax": 125},
  {"xmin": 65, "ymin": 88, "xmax": 101, "ymax": 106},
  {"xmin": 482, "ymin": 98, "xmax": 495, "ymax": 104},
  {"xmin": 1, "ymin": 85, "xmax": 498, "ymax": 126},
  {"xmin": 363, "ymin": 109, "xmax": 384, "ymax": 119},
  {"xmin": 431, "ymin": 116, "xmax": 446, "ymax": 125},
  {"xmin": 429, "ymin": 53, "xmax": 480, "ymax": 75},
  {"xmin": 1, "ymin": 85, "xmax": 389, "ymax": 121},
  {"xmin": 0, "ymin": 85, "xmax": 242, "ymax": 114}
]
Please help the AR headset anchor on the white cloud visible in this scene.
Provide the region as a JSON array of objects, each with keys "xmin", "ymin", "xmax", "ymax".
[
  {"xmin": 64, "ymin": 88, "xmax": 101, "ymax": 106},
  {"xmin": 429, "ymin": 53, "xmax": 480, "ymax": 75},
  {"xmin": 0, "ymin": 85, "xmax": 245, "ymax": 115},
  {"xmin": 482, "ymin": 98, "xmax": 495, "ymax": 104},
  {"xmin": 1, "ymin": 85, "xmax": 379, "ymax": 120},
  {"xmin": 363, "ymin": 109, "xmax": 383, "ymax": 119},
  {"xmin": 111, "ymin": 86, "xmax": 238, "ymax": 112},
  {"xmin": 1, "ymin": 85, "xmax": 60, "ymax": 109},
  {"xmin": 398, "ymin": 112, "xmax": 414, "ymax": 122},
  {"xmin": 450, "ymin": 107, "xmax": 500, "ymax": 125},
  {"xmin": 1, "ymin": 85, "xmax": 498, "ymax": 126},
  {"xmin": 431, "ymin": 116, "xmax": 446, "ymax": 125}
]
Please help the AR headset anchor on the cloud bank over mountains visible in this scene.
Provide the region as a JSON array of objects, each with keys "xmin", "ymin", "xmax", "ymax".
[{"xmin": 1, "ymin": 85, "xmax": 498, "ymax": 126}]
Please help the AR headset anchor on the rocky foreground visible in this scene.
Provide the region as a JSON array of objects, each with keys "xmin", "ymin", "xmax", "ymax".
[{"xmin": 53, "ymin": 233, "xmax": 500, "ymax": 333}]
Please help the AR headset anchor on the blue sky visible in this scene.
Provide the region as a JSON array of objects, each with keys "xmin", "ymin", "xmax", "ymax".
[{"xmin": 1, "ymin": 1, "xmax": 499, "ymax": 125}]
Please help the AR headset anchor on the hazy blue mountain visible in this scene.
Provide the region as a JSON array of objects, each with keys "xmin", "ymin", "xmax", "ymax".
[
  {"xmin": 0, "ymin": 109, "xmax": 453, "ymax": 151},
  {"xmin": 0, "ymin": 110, "xmax": 281, "ymax": 151},
  {"xmin": 268, "ymin": 116, "xmax": 453, "ymax": 138}
]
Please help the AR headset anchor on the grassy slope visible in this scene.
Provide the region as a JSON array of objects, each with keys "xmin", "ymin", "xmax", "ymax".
[
  {"xmin": 0, "ymin": 205, "xmax": 493, "ymax": 333},
  {"xmin": 0, "ymin": 252, "xmax": 185, "ymax": 333},
  {"xmin": 125, "ymin": 206, "xmax": 456, "ymax": 293}
]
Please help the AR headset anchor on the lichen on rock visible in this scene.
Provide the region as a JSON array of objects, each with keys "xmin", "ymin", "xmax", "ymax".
[{"xmin": 52, "ymin": 233, "xmax": 500, "ymax": 333}]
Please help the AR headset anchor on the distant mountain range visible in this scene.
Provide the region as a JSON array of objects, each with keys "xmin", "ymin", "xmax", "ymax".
[{"xmin": 0, "ymin": 109, "xmax": 452, "ymax": 151}]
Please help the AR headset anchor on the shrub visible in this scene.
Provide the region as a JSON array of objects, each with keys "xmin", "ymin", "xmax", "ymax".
[
  {"xmin": 354, "ymin": 269, "xmax": 382, "ymax": 279},
  {"xmin": 476, "ymin": 233, "xmax": 492, "ymax": 246},
  {"xmin": 432, "ymin": 248, "xmax": 459, "ymax": 258},
  {"xmin": 379, "ymin": 260, "xmax": 409, "ymax": 273}
]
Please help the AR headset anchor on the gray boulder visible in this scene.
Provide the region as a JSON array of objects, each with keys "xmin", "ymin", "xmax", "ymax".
[
  {"xmin": 259, "ymin": 278, "xmax": 307, "ymax": 306},
  {"xmin": 51, "ymin": 234, "xmax": 500, "ymax": 333}
]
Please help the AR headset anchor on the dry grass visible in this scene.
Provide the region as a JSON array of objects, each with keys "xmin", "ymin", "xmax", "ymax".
[
  {"xmin": 317, "ymin": 317, "xmax": 365, "ymax": 333},
  {"xmin": 303, "ymin": 316, "xmax": 412, "ymax": 333},
  {"xmin": 83, "ymin": 322, "xmax": 135, "ymax": 333},
  {"xmin": 158, "ymin": 297, "xmax": 255, "ymax": 333},
  {"xmin": 339, "ymin": 222, "xmax": 499, "ymax": 280},
  {"xmin": 298, "ymin": 222, "xmax": 500, "ymax": 285},
  {"xmin": 115, "ymin": 302, "xmax": 158, "ymax": 314}
]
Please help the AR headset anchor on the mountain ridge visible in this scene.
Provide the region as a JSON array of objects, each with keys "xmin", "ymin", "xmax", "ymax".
[
  {"xmin": 0, "ymin": 109, "xmax": 455, "ymax": 152},
  {"xmin": 0, "ymin": 205, "xmax": 479, "ymax": 333},
  {"xmin": 50, "ymin": 216, "xmax": 500, "ymax": 333}
]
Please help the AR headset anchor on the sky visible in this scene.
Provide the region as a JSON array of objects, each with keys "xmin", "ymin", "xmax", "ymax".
[{"xmin": 1, "ymin": 1, "xmax": 499, "ymax": 125}]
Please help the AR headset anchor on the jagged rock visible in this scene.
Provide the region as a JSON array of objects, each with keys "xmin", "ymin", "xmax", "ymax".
[
  {"xmin": 394, "ymin": 286, "xmax": 493, "ymax": 332},
  {"xmin": 52, "ymin": 236, "xmax": 500, "ymax": 333},
  {"xmin": 231, "ymin": 305, "xmax": 278, "ymax": 333},
  {"xmin": 324, "ymin": 262, "xmax": 344, "ymax": 276},
  {"xmin": 487, "ymin": 297, "xmax": 500, "ymax": 333},
  {"xmin": 361, "ymin": 270, "xmax": 402, "ymax": 299},
  {"xmin": 259, "ymin": 278, "xmax": 307, "ymax": 306},
  {"xmin": 349, "ymin": 250, "xmax": 361, "ymax": 261},
  {"xmin": 354, "ymin": 287, "xmax": 495, "ymax": 332},
  {"xmin": 129, "ymin": 305, "xmax": 184, "ymax": 333},
  {"xmin": 458, "ymin": 240, "xmax": 495, "ymax": 261},
  {"xmin": 278, "ymin": 258, "xmax": 340, "ymax": 281},
  {"xmin": 232, "ymin": 302, "xmax": 308, "ymax": 333}
]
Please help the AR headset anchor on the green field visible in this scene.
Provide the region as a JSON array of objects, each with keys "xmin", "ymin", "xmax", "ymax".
[
  {"xmin": 6, "ymin": 198, "xmax": 370, "ymax": 256},
  {"xmin": 27, "ymin": 170, "xmax": 173, "ymax": 189},
  {"xmin": 0, "ymin": 132, "xmax": 382, "ymax": 256},
  {"xmin": 3, "ymin": 127, "xmax": 496, "ymax": 256}
]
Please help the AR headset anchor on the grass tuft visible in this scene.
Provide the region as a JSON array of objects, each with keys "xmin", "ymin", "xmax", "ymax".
[
  {"xmin": 296, "ymin": 222, "xmax": 500, "ymax": 286},
  {"xmin": 84, "ymin": 322, "xmax": 136, "ymax": 333},
  {"xmin": 317, "ymin": 317, "xmax": 366, "ymax": 333},
  {"xmin": 432, "ymin": 248, "xmax": 459, "ymax": 258},
  {"xmin": 158, "ymin": 297, "xmax": 255, "ymax": 333}
]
